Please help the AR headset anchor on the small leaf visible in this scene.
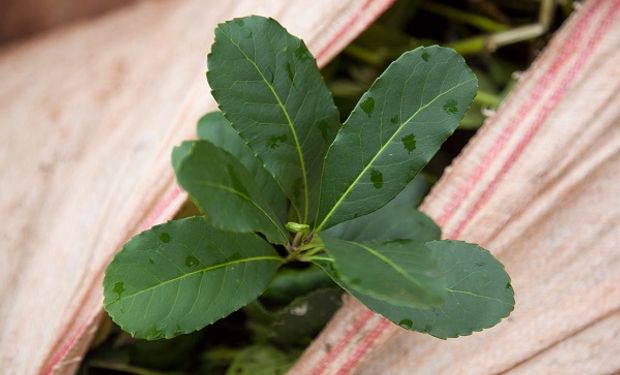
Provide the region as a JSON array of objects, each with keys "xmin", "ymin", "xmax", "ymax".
[
  {"xmin": 315, "ymin": 46, "xmax": 477, "ymax": 230},
  {"xmin": 207, "ymin": 16, "xmax": 341, "ymax": 224},
  {"xmin": 173, "ymin": 140, "xmax": 289, "ymax": 244},
  {"xmin": 323, "ymin": 237, "xmax": 446, "ymax": 308},
  {"xmin": 103, "ymin": 217, "xmax": 282, "ymax": 339},
  {"xmin": 197, "ymin": 111, "xmax": 289, "ymax": 220},
  {"xmin": 269, "ymin": 288, "xmax": 343, "ymax": 346},
  {"xmin": 339, "ymin": 240, "xmax": 514, "ymax": 338}
]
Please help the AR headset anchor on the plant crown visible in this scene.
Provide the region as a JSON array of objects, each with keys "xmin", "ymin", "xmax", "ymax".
[{"xmin": 103, "ymin": 15, "xmax": 514, "ymax": 341}]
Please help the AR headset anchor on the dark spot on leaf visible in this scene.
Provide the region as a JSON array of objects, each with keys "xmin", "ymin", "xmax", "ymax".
[
  {"xmin": 149, "ymin": 258, "xmax": 154, "ymax": 264},
  {"xmin": 159, "ymin": 233, "xmax": 171, "ymax": 243},
  {"xmin": 443, "ymin": 99, "xmax": 458, "ymax": 114},
  {"xmin": 401, "ymin": 134, "xmax": 416, "ymax": 153},
  {"xmin": 506, "ymin": 283, "xmax": 512, "ymax": 289},
  {"xmin": 399, "ymin": 319, "xmax": 413, "ymax": 329},
  {"xmin": 475, "ymin": 262, "xmax": 484, "ymax": 267},
  {"xmin": 185, "ymin": 255, "xmax": 199, "ymax": 268},
  {"xmin": 421, "ymin": 51, "xmax": 430, "ymax": 61},
  {"xmin": 390, "ymin": 115, "xmax": 399, "ymax": 124},
  {"xmin": 295, "ymin": 42, "xmax": 311, "ymax": 61},
  {"xmin": 246, "ymin": 31, "xmax": 252, "ymax": 39},
  {"xmin": 360, "ymin": 96, "xmax": 375, "ymax": 117},
  {"xmin": 350, "ymin": 278, "xmax": 361, "ymax": 286},
  {"xmin": 319, "ymin": 120, "xmax": 330, "ymax": 141},
  {"xmin": 267, "ymin": 134, "xmax": 287, "ymax": 149},
  {"xmin": 370, "ymin": 169, "xmax": 383, "ymax": 189},
  {"xmin": 113, "ymin": 282, "xmax": 125, "ymax": 298}
]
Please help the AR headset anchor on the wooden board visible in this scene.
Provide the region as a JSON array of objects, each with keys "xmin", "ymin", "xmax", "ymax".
[
  {"xmin": 291, "ymin": 0, "xmax": 620, "ymax": 373},
  {"xmin": 0, "ymin": 1, "xmax": 394, "ymax": 373}
]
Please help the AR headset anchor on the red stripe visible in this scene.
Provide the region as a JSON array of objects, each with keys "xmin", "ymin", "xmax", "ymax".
[
  {"xmin": 310, "ymin": 309, "xmax": 375, "ymax": 375},
  {"xmin": 335, "ymin": 318, "xmax": 391, "ymax": 375},
  {"xmin": 315, "ymin": 0, "xmax": 395, "ymax": 62},
  {"xmin": 450, "ymin": 0, "xmax": 620, "ymax": 239},
  {"xmin": 435, "ymin": 0, "xmax": 604, "ymax": 228},
  {"xmin": 42, "ymin": 187, "xmax": 183, "ymax": 374},
  {"xmin": 333, "ymin": 0, "xmax": 620, "ymax": 373}
]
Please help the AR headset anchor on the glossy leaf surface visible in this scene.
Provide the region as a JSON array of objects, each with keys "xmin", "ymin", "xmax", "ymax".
[
  {"xmin": 323, "ymin": 237, "xmax": 446, "ymax": 308},
  {"xmin": 103, "ymin": 217, "xmax": 282, "ymax": 339},
  {"xmin": 173, "ymin": 140, "xmax": 289, "ymax": 244},
  {"xmin": 316, "ymin": 46, "xmax": 477, "ymax": 230},
  {"xmin": 207, "ymin": 16, "xmax": 340, "ymax": 223}
]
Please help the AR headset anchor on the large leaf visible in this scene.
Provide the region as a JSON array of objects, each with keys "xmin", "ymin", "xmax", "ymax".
[
  {"xmin": 323, "ymin": 240, "xmax": 515, "ymax": 338},
  {"xmin": 196, "ymin": 111, "xmax": 288, "ymax": 221},
  {"xmin": 103, "ymin": 217, "xmax": 282, "ymax": 339},
  {"xmin": 207, "ymin": 16, "xmax": 341, "ymax": 224},
  {"xmin": 315, "ymin": 46, "xmax": 477, "ymax": 230},
  {"xmin": 173, "ymin": 140, "xmax": 289, "ymax": 244},
  {"xmin": 322, "ymin": 176, "xmax": 438, "ymax": 244},
  {"xmin": 322, "ymin": 237, "xmax": 446, "ymax": 308}
]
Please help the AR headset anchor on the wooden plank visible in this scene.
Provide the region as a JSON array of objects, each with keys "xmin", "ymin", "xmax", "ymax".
[
  {"xmin": 291, "ymin": 0, "xmax": 620, "ymax": 373},
  {"xmin": 0, "ymin": 1, "xmax": 394, "ymax": 373}
]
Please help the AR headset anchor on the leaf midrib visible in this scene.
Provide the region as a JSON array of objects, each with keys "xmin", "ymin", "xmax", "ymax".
[
  {"xmin": 220, "ymin": 30, "xmax": 309, "ymax": 223},
  {"xmin": 346, "ymin": 241, "xmax": 433, "ymax": 297},
  {"xmin": 316, "ymin": 78, "xmax": 476, "ymax": 231},
  {"xmin": 109, "ymin": 256, "xmax": 282, "ymax": 303}
]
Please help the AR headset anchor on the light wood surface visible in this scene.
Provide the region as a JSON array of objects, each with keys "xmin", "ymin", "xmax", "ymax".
[
  {"xmin": 0, "ymin": 1, "xmax": 394, "ymax": 373},
  {"xmin": 292, "ymin": 0, "xmax": 620, "ymax": 373}
]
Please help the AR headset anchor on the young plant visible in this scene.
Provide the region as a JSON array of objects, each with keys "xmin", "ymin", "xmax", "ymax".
[{"xmin": 103, "ymin": 15, "xmax": 514, "ymax": 341}]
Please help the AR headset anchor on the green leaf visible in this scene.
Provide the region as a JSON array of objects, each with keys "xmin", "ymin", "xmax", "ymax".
[
  {"xmin": 269, "ymin": 288, "xmax": 343, "ymax": 346},
  {"xmin": 103, "ymin": 217, "xmax": 282, "ymax": 339},
  {"xmin": 322, "ymin": 237, "xmax": 446, "ymax": 308},
  {"xmin": 322, "ymin": 177, "xmax": 438, "ymax": 243},
  {"xmin": 196, "ymin": 111, "xmax": 288, "ymax": 220},
  {"xmin": 333, "ymin": 240, "xmax": 514, "ymax": 338},
  {"xmin": 207, "ymin": 15, "xmax": 341, "ymax": 224},
  {"xmin": 324, "ymin": 206, "xmax": 440, "ymax": 245},
  {"xmin": 315, "ymin": 46, "xmax": 477, "ymax": 230},
  {"xmin": 226, "ymin": 345, "xmax": 296, "ymax": 375},
  {"xmin": 173, "ymin": 140, "xmax": 289, "ymax": 244}
]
